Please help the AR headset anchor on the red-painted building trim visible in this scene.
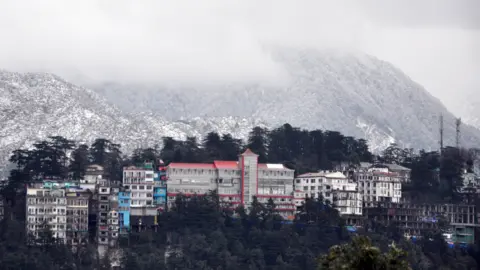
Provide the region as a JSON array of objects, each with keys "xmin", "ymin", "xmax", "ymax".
[
  {"xmin": 256, "ymin": 162, "xmax": 259, "ymax": 196},
  {"xmin": 167, "ymin": 192, "xmax": 206, "ymax": 197},
  {"xmin": 241, "ymin": 156, "xmax": 245, "ymax": 205},
  {"xmin": 218, "ymin": 194, "xmax": 241, "ymax": 197},
  {"xmin": 256, "ymin": 195, "xmax": 294, "ymax": 199}
]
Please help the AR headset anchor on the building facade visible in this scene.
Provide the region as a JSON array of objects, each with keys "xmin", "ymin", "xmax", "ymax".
[
  {"xmin": 294, "ymin": 171, "xmax": 363, "ymax": 215},
  {"xmin": 355, "ymin": 166, "xmax": 402, "ymax": 206},
  {"xmin": 364, "ymin": 202, "xmax": 480, "ymax": 244},
  {"xmin": 26, "ymin": 187, "xmax": 67, "ymax": 244},
  {"xmin": 65, "ymin": 190, "xmax": 89, "ymax": 246},
  {"xmin": 166, "ymin": 149, "xmax": 296, "ymax": 217},
  {"xmin": 83, "ymin": 164, "xmax": 105, "ymax": 184},
  {"xmin": 118, "ymin": 191, "xmax": 131, "ymax": 235},
  {"xmin": 120, "ymin": 162, "xmax": 167, "ymax": 232}
]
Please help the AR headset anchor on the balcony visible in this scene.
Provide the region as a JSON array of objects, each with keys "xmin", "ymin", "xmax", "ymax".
[{"xmin": 154, "ymin": 181, "xmax": 167, "ymax": 187}]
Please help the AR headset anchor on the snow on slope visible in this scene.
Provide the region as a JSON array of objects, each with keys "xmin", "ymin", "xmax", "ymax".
[
  {"xmin": 0, "ymin": 70, "xmax": 265, "ymax": 169},
  {"xmin": 91, "ymin": 48, "xmax": 480, "ymax": 151}
]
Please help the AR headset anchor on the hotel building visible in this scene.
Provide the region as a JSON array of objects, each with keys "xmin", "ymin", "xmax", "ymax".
[
  {"xmin": 166, "ymin": 149, "xmax": 296, "ymax": 217},
  {"xmin": 294, "ymin": 171, "xmax": 363, "ymax": 216}
]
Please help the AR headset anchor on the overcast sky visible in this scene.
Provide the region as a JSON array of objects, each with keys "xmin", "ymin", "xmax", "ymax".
[{"xmin": 0, "ymin": 0, "xmax": 478, "ymax": 114}]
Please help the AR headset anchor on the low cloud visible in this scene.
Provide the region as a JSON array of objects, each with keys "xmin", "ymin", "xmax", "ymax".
[{"xmin": 0, "ymin": 0, "xmax": 478, "ymax": 93}]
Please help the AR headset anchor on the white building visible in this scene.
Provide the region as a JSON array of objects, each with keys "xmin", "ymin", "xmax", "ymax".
[
  {"xmin": 336, "ymin": 162, "xmax": 411, "ymax": 183},
  {"xmin": 355, "ymin": 166, "xmax": 402, "ymax": 207},
  {"xmin": 167, "ymin": 149, "xmax": 296, "ymax": 218},
  {"xmin": 460, "ymin": 171, "xmax": 480, "ymax": 193},
  {"xmin": 83, "ymin": 164, "xmax": 105, "ymax": 184},
  {"xmin": 294, "ymin": 171, "xmax": 363, "ymax": 215},
  {"xmin": 26, "ymin": 187, "xmax": 67, "ymax": 244},
  {"xmin": 123, "ymin": 164, "xmax": 155, "ymax": 208}
]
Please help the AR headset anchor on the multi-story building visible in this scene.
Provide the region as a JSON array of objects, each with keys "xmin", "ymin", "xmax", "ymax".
[
  {"xmin": 460, "ymin": 171, "xmax": 480, "ymax": 194},
  {"xmin": 123, "ymin": 163, "xmax": 157, "ymax": 215},
  {"xmin": 26, "ymin": 181, "xmax": 94, "ymax": 246},
  {"xmin": 337, "ymin": 162, "xmax": 411, "ymax": 183},
  {"xmin": 83, "ymin": 164, "xmax": 105, "ymax": 185},
  {"xmin": 97, "ymin": 185, "xmax": 112, "ymax": 245},
  {"xmin": 154, "ymin": 166, "xmax": 168, "ymax": 212},
  {"xmin": 294, "ymin": 171, "xmax": 363, "ymax": 216},
  {"xmin": 364, "ymin": 202, "xmax": 480, "ymax": 244},
  {"xmin": 355, "ymin": 166, "xmax": 402, "ymax": 207},
  {"xmin": 65, "ymin": 190, "xmax": 89, "ymax": 246},
  {"xmin": 118, "ymin": 191, "xmax": 131, "ymax": 235},
  {"xmin": 26, "ymin": 187, "xmax": 67, "ymax": 244},
  {"xmin": 107, "ymin": 197, "xmax": 120, "ymax": 246},
  {"xmin": 166, "ymin": 149, "xmax": 296, "ymax": 217},
  {"xmin": 121, "ymin": 162, "xmax": 167, "ymax": 232}
]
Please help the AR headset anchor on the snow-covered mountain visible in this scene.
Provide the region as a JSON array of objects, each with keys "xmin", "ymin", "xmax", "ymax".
[
  {"xmin": 0, "ymin": 70, "xmax": 265, "ymax": 169},
  {"xmin": 1, "ymin": 48, "xmax": 479, "ymax": 173},
  {"xmin": 452, "ymin": 90, "xmax": 480, "ymax": 131},
  {"xmin": 91, "ymin": 48, "xmax": 480, "ymax": 152}
]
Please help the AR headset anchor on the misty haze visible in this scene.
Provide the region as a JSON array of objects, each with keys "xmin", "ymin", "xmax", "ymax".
[{"xmin": 0, "ymin": 1, "xmax": 479, "ymax": 269}]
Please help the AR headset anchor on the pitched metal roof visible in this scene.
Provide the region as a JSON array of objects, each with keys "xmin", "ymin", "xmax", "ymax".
[
  {"xmin": 168, "ymin": 163, "xmax": 215, "ymax": 169},
  {"xmin": 213, "ymin": 160, "xmax": 239, "ymax": 169},
  {"xmin": 241, "ymin": 148, "xmax": 258, "ymax": 156},
  {"xmin": 325, "ymin": 172, "xmax": 347, "ymax": 179}
]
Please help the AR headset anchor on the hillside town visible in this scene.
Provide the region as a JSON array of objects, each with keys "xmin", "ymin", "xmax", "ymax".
[{"xmin": 4, "ymin": 147, "xmax": 476, "ymax": 260}]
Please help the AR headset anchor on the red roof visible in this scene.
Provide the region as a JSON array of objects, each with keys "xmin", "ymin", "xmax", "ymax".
[
  {"xmin": 167, "ymin": 163, "xmax": 215, "ymax": 169},
  {"xmin": 213, "ymin": 160, "xmax": 238, "ymax": 169},
  {"xmin": 241, "ymin": 148, "xmax": 258, "ymax": 156}
]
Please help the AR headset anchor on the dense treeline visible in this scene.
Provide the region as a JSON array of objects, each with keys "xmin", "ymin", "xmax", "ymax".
[
  {"xmin": 2, "ymin": 192, "xmax": 479, "ymax": 269},
  {"xmin": 379, "ymin": 143, "xmax": 480, "ymax": 205},
  {"xmin": 143, "ymin": 124, "xmax": 373, "ymax": 175},
  {"xmin": 1, "ymin": 123, "xmax": 480, "ymax": 269}
]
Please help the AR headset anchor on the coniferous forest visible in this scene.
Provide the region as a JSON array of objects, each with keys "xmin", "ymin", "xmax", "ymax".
[{"xmin": 1, "ymin": 123, "xmax": 480, "ymax": 269}]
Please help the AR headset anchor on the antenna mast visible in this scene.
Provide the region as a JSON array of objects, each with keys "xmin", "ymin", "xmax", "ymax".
[
  {"xmin": 456, "ymin": 118, "xmax": 462, "ymax": 149},
  {"xmin": 439, "ymin": 114, "xmax": 444, "ymax": 154}
]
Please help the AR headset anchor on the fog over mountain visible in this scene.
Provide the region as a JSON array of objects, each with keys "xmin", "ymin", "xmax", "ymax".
[
  {"xmin": 0, "ymin": 70, "xmax": 267, "ymax": 169},
  {"xmin": 90, "ymin": 47, "xmax": 480, "ymax": 151},
  {"xmin": 0, "ymin": 0, "xmax": 478, "ymax": 161}
]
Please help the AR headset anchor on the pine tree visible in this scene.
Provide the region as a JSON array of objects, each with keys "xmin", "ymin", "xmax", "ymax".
[
  {"xmin": 69, "ymin": 144, "xmax": 89, "ymax": 180},
  {"xmin": 247, "ymin": 127, "xmax": 269, "ymax": 163}
]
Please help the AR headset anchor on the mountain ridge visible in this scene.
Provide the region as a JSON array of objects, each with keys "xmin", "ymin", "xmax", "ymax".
[
  {"xmin": 1, "ymin": 48, "xmax": 479, "ymax": 172},
  {"xmin": 88, "ymin": 48, "xmax": 480, "ymax": 152},
  {"xmin": 0, "ymin": 70, "xmax": 266, "ymax": 170}
]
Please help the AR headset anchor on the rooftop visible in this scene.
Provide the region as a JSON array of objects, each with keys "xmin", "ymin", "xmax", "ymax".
[
  {"xmin": 296, "ymin": 171, "xmax": 347, "ymax": 178},
  {"xmin": 168, "ymin": 161, "xmax": 291, "ymax": 170}
]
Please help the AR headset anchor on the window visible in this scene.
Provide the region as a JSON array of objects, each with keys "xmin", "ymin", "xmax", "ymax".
[{"xmin": 139, "ymin": 185, "xmax": 145, "ymax": 190}]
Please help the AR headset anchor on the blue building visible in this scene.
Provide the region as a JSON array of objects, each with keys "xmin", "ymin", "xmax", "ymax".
[
  {"xmin": 154, "ymin": 166, "xmax": 168, "ymax": 212},
  {"xmin": 118, "ymin": 192, "xmax": 131, "ymax": 234}
]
